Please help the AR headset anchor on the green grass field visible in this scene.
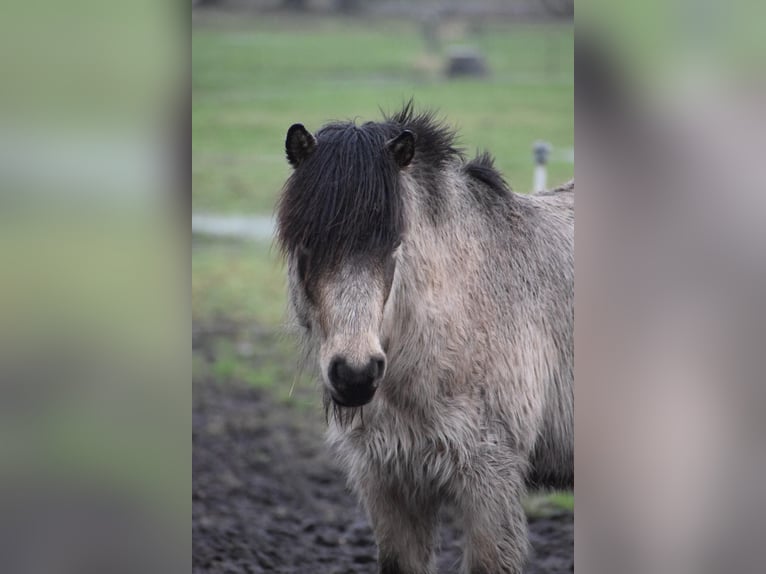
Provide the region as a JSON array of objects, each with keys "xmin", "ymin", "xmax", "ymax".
[{"xmin": 193, "ymin": 14, "xmax": 573, "ymax": 214}]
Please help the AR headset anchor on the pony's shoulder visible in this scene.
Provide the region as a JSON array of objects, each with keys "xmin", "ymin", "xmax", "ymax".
[{"xmin": 535, "ymin": 179, "xmax": 574, "ymax": 196}]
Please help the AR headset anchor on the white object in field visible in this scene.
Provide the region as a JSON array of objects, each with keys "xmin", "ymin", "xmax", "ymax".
[
  {"xmin": 533, "ymin": 140, "xmax": 552, "ymax": 193},
  {"xmin": 192, "ymin": 214, "xmax": 274, "ymax": 241},
  {"xmin": 534, "ymin": 164, "xmax": 547, "ymax": 193}
]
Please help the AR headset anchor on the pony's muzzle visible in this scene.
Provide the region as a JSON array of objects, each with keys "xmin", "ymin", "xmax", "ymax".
[{"xmin": 327, "ymin": 354, "xmax": 385, "ymax": 407}]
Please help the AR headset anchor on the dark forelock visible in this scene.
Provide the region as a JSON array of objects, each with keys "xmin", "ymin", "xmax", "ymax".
[
  {"xmin": 277, "ymin": 121, "xmax": 403, "ymax": 281},
  {"xmin": 276, "ymin": 103, "xmax": 462, "ymax": 281}
]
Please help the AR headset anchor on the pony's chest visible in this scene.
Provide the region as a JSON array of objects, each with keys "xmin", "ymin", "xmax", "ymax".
[{"xmin": 330, "ymin": 412, "xmax": 475, "ymax": 487}]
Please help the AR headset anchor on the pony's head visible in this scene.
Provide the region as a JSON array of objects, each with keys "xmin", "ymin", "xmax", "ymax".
[{"xmin": 277, "ymin": 119, "xmax": 415, "ymax": 407}]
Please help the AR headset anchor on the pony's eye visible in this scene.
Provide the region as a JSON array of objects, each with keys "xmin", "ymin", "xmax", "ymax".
[
  {"xmin": 296, "ymin": 249, "xmax": 309, "ymax": 283},
  {"xmin": 295, "ymin": 247, "xmax": 317, "ymax": 304}
]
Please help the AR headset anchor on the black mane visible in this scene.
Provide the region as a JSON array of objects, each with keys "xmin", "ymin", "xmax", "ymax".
[
  {"xmin": 276, "ymin": 103, "xmax": 507, "ymax": 280},
  {"xmin": 384, "ymin": 101, "xmax": 462, "ymax": 170},
  {"xmin": 464, "ymin": 151, "xmax": 510, "ymax": 198}
]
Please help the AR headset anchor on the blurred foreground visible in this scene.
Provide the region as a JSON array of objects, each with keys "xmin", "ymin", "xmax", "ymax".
[{"xmin": 577, "ymin": 1, "xmax": 766, "ymax": 572}]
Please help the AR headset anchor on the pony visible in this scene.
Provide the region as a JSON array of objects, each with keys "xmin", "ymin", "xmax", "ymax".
[{"xmin": 276, "ymin": 103, "xmax": 573, "ymax": 574}]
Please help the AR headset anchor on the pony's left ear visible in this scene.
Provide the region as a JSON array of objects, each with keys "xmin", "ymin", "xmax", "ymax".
[
  {"xmin": 386, "ymin": 130, "xmax": 415, "ymax": 168},
  {"xmin": 286, "ymin": 123, "xmax": 316, "ymax": 167}
]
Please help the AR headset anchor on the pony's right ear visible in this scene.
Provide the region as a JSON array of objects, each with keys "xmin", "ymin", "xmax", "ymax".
[
  {"xmin": 386, "ymin": 130, "xmax": 415, "ymax": 168},
  {"xmin": 286, "ymin": 123, "xmax": 316, "ymax": 167}
]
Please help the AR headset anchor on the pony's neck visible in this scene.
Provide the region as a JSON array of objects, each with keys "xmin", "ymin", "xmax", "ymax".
[{"xmin": 385, "ymin": 169, "xmax": 477, "ymax": 335}]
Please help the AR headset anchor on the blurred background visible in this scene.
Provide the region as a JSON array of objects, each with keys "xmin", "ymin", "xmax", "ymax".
[{"xmin": 191, "ymin": 1, "xmax": 574, "ymax": 571}]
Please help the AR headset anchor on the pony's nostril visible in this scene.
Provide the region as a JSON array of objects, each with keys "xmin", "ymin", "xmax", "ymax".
[
  {"xmin": 329, "ymin": 356, "xmax": 346, "ymax": 386},
  {"xmin": 371, "ymin": 356, "xmax": 385, "ymax": 379}
]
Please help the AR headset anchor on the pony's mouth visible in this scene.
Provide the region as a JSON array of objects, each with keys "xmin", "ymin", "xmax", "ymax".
[{"xmin": 329, "ymin": 386, "xmax": 376, "ymax": 408}]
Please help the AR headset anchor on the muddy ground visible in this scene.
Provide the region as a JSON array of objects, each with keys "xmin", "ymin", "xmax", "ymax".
[{"xmin": 193, "ymin": 377, "xmax": 573, "ymax": 573}]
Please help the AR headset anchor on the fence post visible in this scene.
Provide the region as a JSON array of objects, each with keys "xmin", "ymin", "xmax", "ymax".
[{"xmin": 533, "ymin": 141, "xmax": 551, "ymax": 192}]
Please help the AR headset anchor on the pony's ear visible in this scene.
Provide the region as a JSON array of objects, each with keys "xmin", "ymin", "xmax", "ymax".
[
  {"xmin": 386, "ymin": 130, "xmax": 415, "ymax": 168},
  {"xmin": 286, "ymin": 123, "xmax": 316, "ymax": 167}
]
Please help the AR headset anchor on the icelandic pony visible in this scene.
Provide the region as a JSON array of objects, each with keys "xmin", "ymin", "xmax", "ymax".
[{"xmin": 277, "ymin": 104, "xmax": 573, "ymax": 573}]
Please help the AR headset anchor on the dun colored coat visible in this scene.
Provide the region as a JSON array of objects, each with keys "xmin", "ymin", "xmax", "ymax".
[{"xmin": 277, "ymin": 103, "xmax": 573, "ymax": 574}]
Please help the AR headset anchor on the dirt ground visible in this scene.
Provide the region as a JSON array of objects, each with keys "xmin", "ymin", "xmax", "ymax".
[{"xmin": 193, "ymin": 378, "xmax": 573, "ymax": 574}]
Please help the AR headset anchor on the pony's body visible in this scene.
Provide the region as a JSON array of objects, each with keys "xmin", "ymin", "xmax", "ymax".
[{"xmin": 277, "ymin": 105, "xmax": 573, "ymax": 573}]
